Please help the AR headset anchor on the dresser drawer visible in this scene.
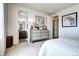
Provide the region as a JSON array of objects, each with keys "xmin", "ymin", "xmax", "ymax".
[
  {"xmin": 42, "ymin": 36, "xmax": 49, "ymax": 39},
  {"xmin": 41, "ymin": 33, "xmax": 48, "ymax": 36},
  {"xmin": 31, "ymin": 30, "xmax": 41, "ymax": 33},
  {"xmin": 31, "ymin": 36, "xmax": 41, "ymax": 41},
  {"xmin": 41, "ymin": 30, "xmax": 48, "ymax": 33},
  {"xmin": 31, "ymin": 33, "xmax": 41, "ymax": 36}
]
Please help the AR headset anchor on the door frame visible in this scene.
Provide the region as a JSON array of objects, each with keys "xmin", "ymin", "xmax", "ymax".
[{"xmin": 52, "ymin": 16, "xmax": 59, "ymax": 38}]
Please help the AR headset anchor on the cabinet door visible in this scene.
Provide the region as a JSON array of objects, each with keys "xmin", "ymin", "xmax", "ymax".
[{"xmin": 6, "ymin": 36, "xmax": 13, "ymax": 48}]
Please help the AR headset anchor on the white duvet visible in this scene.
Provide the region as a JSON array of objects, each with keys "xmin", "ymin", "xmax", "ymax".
[{"xmin": 39, "ymin": 38, "xmax": 79, "ymax": 56}]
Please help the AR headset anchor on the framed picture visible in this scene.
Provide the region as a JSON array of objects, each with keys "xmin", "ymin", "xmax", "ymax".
[
  {"xmin": 35, "ymin": 15, "xmax": 45, "ymax": 26},
  {"xmin": 62, "ymin": 12, "xmax": 77, "ymax": 27}
]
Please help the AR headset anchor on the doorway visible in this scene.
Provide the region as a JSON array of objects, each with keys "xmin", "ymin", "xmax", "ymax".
[
  {"xmin": 53, "ymin": 16, "xmax": 59, "ymax": 38},
  {"xmin": 18, "ymin": 10, "xmax": 28, "ymax": 43}
]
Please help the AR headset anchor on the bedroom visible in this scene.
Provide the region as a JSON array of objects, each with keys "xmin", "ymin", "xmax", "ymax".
[{"xmin": 0, "ymin": 3, "xmax": 79, "ymax": 56}]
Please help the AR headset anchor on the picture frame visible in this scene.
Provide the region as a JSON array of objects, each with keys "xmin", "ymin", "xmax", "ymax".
[
  {"xmin": 62, "ymin": 12, "xmax": 77, "ymax": 27},
  {"xmin": 35, "ymin": 15, "xmax": 45, "ymax": 27}
]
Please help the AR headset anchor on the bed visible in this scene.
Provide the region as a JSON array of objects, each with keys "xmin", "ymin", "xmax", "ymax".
[{"xmin": 39, "ymin": 38, "xmax": 79, "ymax": 56}]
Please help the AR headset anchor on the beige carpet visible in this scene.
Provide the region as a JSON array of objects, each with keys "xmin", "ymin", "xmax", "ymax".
[{"xmin": 5, "ymin": 41, "xmax": 44, "ymax": 56}]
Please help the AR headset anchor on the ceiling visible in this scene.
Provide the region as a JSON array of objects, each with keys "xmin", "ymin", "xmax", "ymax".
[{"xmin": 13, "ymin": 3, "xmax": 78, "ymax": 15}]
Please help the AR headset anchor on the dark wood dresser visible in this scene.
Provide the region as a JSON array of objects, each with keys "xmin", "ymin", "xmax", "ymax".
[{"xmin": 6, "ymin": 36, "xmax": 13, "ymax": 48}]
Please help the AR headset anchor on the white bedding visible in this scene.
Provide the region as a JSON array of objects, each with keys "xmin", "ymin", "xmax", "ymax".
[{"xmin": 39, "ymin": 38, "xmax": 79, "ymax": 56}]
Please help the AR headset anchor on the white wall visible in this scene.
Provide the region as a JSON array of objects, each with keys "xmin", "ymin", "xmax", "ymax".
[
  {"xmin": 8, "ymin": 4, "xmax": 19, "ymax": 45},
  {"xmin": 52, "ymin": 4, "xmax": 79, "ymax": 39},
  {"xmin": 46, "ymin": 16, "xmax": 53, "ymax": 39},
  {"xmin": 4, "ymin": 4, "xmax": 8, "ymax": 36},
  {"xmin": 8, "ymin": 4, "xmax": 52, "ymax": 44},
  {"xmin": 0, "ymin": 3, "xmax": 5, "ymax": 56}
]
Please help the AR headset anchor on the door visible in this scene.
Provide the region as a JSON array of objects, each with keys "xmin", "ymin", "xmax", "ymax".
[{"xmin": 53, "ymin": 16, "xmax": 59, "ymax": 38}]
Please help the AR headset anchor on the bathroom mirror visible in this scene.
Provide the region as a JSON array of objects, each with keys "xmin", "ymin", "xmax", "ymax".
[{"xmin": 18, "ymin": 10, "xmax": 28, "ymax": 31}]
